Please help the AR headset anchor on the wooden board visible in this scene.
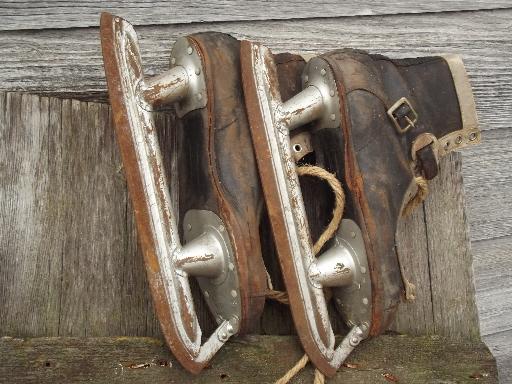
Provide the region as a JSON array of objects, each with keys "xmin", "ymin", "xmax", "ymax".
[
  {"xmin": 473, "ymin": 236, "xmax": 512, "ymax": 337},
  {"xmin": 462, "ymin": 128, "xmax": 512, "ymax": 242},
  {"xmin": 0, "ymin": 8, "xmax": 511, "ymax": 137},
  {"xmin": 0, "ymin": 335, "xmax": 498, "ymax": 383},
  {"xmin": 1, "ymin": 1, "xmax": 511, "ymax": 31},
  {"xmin": 484, "ymin": 330, "xmax": 512, "ymax": 383},
  {"xmin": 391, "ymin": 153, "xmax": 480, "ymax": 340},
  {"xmin": 0, "ymin": 91, "xmax": 480, "ymax": 340},
  {"xmin": 0, "ymin": 92, "xmax": 160, "ymax": 338},
  {"xmin": 424, "ymin": 153, "xmax": 480, "ymax": 340}
]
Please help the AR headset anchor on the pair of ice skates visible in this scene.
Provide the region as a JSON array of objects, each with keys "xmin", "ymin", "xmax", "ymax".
[{"xmin": 101, "ymin": 13, "xmax": 480, "ymax": 378}]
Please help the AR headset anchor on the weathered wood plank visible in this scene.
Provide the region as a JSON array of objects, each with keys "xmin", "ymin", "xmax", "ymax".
[
  {"xmin": 0, "ymin": 93, "xmax": 63, "ymax": 336},
  {"xmin": 473, "ymin": 236, "xmax": 512, "ymax": 336},
  {"xmin": 1, "ymin": 1, "xmax": 511, "ymax": 31},
  {"xmin": 391, "ymin": 208, "xmax": 435, "ymax": 335},
  {"xmin": 0, "ymin": 335, "xmax": 498, "ymax": 383},
  {"xmin": 425, "ymin": 153, "xmax": 480, "ymax": 340},
  {"xmin": 484, "ymin": 330, "xmax": 512, "ymax": 384},
  {"xmin": 463, "ymin": 128, "xmax": 512, "ymax": 242},
  {"xmin": 0, "ymin": 8, "xmax": 510, "ymax": 135},
  {"xmin": 0, "ymin": 93, "xmax": 162, "ymax": 338},
  {"xmin": 0, "ymin": 91, "xmax": 481, "ymax": 339}
]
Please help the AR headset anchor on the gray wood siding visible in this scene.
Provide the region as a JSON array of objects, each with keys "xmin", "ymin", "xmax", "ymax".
[{"xmin": 1, "ymin": 1, "xmax": 511, "ymax": 31}]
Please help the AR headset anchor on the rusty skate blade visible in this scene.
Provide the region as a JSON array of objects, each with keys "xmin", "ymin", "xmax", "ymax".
[
  {"xmin": 100, "ymin": 13, "xmax": 246, "ymax": 374},
  {"xmin": 241, "ymin": 41, "xmax": 371, "ymax": 377}
]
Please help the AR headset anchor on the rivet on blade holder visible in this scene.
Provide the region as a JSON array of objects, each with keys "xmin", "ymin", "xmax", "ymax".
[
  {"xmin": 170, "ymin": 37, "xmax": 208, "ymax": 117},
  {"xmin": 302, "ymin": 57, "xmax": 341, "ymax": 130},
  {"xmin": 332, "ymin": 219, "xmax": 372, "ymax": 337},
  {"xmin": 183, "ymin": 210, "xmax": 242, "ymax": 327}
]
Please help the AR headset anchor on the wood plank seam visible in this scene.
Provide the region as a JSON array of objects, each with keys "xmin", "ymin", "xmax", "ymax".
[{"xmin": 1, "ymin": 1, "xmax": 512, "ymax": 31}]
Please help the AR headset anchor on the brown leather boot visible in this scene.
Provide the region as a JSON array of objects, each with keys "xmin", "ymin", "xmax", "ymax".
[
  {"xmin": 176, "ymin": 34, "xmax": 306, "ymax": 334},
  {"xmin": 317, "ymin": 49, "xmax": 480, "ymax": 335}
]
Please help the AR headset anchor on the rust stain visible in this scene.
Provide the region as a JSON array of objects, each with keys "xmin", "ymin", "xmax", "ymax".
[
  {"xmin": 382, "ymin": 372, "xmax": 399, "ymax": 383},
  {"xmin": 100, "ymin": 13, "xmax": 207, "ymax": 374}
]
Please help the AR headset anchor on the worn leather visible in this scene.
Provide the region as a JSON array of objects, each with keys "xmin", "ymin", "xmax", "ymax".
[
  {"xmin": 313, "ymin": 49, "xmax": 466, "ymax": 335},
  {"xmin": 177, "ymin": 34, "xmax": 308, "ymax": 334},
  {"xmin": 177, "ymin": 33, "xmax": 267, "ymax": 333}
]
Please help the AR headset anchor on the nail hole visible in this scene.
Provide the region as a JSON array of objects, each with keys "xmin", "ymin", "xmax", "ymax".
[
  {"xmin": 455, "ymin": 135, "xmax": 463, "ymax": 144},
  {"xmin": 293, "ymin": 144, "xmax": 302, "ymax": 153},
  {"xmin": 469, "ymin": 132, "xmax": 477, "ymax": 141},
  {"xmin": 444, "ymin": 141, "xmax": 450, "ymax": 149},
  {"xmin": 220, "ymin": 373, "xmax": 229, "ymax": 380},
  {"xmin": 44, "ymin": 361, "xmax": 52, "ymax": 367}
]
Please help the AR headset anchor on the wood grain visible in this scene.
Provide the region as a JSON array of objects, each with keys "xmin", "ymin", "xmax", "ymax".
[
  {"xmin": 0, "ymin": 93, "xmax": 162, "ymax": 337},
  {"xmin": 1, "ymin": 1, "xmax": 511, "ymax": 31},
  {"xmin": 484, "ymin": 330, "xmax": 512, "ymax": 384},
  {"xmin": 463, "ymin": 128, "xmax": 512, "ymax": 242},
  {"xmin": 0, "ymin": 93, "xmax": 62, "ymax": 336},
  {"xmin": 473, "ymin": 236, "xmax": 512, "ymax": 336},
  {"xmin": 424, "ymin": 153, "xmax": 480, "ymax": 340},
  {"xmin": 0, "ymin": 335, "xmax": 498, "ymax": 383},
  {"xmin": 391, "ymin": 207, "xmax": 435, "ymax": 335},
  {"xmin": 0, "ymin": 92, "xmax": 482, "ymax": 340},
  {"xmin": 0, "ymin": 8, "xmax": 510, "ymax": 136}
]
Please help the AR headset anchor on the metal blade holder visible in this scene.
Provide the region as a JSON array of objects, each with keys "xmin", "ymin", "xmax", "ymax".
[
  {"xmin": 101, "ymin": 15, "xmax": 240, "ymax": 372},
  {"xmin": 242, "ymin": 42, "xmax": 372, "ymax": 374}
]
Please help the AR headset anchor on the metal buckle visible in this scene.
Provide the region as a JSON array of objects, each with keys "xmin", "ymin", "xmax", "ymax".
[
  {"xmin": 241, "ymin": 41, "xmax": 370, "ymax": 377},
  {"xmin": 387, "ymin": 97, "xmax": 418, "ymax": 134},
  {"xmin": 101, "ymin": 13, "xmax": 240, "ymax": 374}
]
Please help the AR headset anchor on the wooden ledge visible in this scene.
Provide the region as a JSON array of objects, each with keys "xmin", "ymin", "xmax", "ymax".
[{"xmin": 0, "ymin": 335, "xmax": 497, "ymax": 383}]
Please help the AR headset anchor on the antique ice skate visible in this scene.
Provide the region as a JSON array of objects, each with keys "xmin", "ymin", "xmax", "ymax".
[
  {"xmin": 240, "ymin": 42, "xmax": 480, "ymax": 376},
  {"xmin": 100, "ymin": 13, "xmax": 271, "ymax": 373}
]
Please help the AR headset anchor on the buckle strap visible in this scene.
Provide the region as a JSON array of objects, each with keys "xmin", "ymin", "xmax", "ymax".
[
  {"xmin": 387, "ymin": 97, "xmax": 418, "ymax": 134},
  {"xmin": 411, "ymin": 133, "xmax": 440, "ymax": 180}
]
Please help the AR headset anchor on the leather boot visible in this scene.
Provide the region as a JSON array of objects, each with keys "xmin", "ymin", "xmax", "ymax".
[
  {"xmin": 317, "ymin": 49, "xmax": 480, "ymax": 335},
  {"xmin": 176, "ymin": 34, "xmax": 306, "ymax": 334}
]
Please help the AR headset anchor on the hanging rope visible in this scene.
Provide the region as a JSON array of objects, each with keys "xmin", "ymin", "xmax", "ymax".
[
  {"xmin": 275, "ymin": 354, "xmax": 309, "ymax": 384},
  {"xmin": 399, "ymin": 175, "xmax": 429, "ymax": 300},
  {"xmin": 296, "ymin": 165, "xmax": 345, "ymax": 255},
  {"xmin": 266, "ymin": 164, "xmax": 345, "ymax": 384}
]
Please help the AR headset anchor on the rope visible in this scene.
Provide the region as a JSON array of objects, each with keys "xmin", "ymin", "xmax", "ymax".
[
  {"xmin": 266, "ymin": 289, "xmax": 290, "ymax": 305},
  {"xmin": 402, "ymin": 176, "xmax": 428, "ymax": 217},
  {"xmin": 398, "ymin": 175, "xmax": 428, "ymax": 300},
  {"xmin": 268, "ymin": 164, "xmax": 345, "ymax": 384},
  {"xmin": 296, "ymin": 166, "xmax": 345, "ymax": 255},
  {"xmin": 275, "ymin": 354, "xmax": 309, "ymax": 384},
  {"xmin": 314, "ymin": 368, "xmax": 326, "ymax": 384}
]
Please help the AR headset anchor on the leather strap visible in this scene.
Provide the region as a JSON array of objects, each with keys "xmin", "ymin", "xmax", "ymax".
[{"xmin": 416, "ymin": 144, "xmax": 439, "ymax": 180}]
